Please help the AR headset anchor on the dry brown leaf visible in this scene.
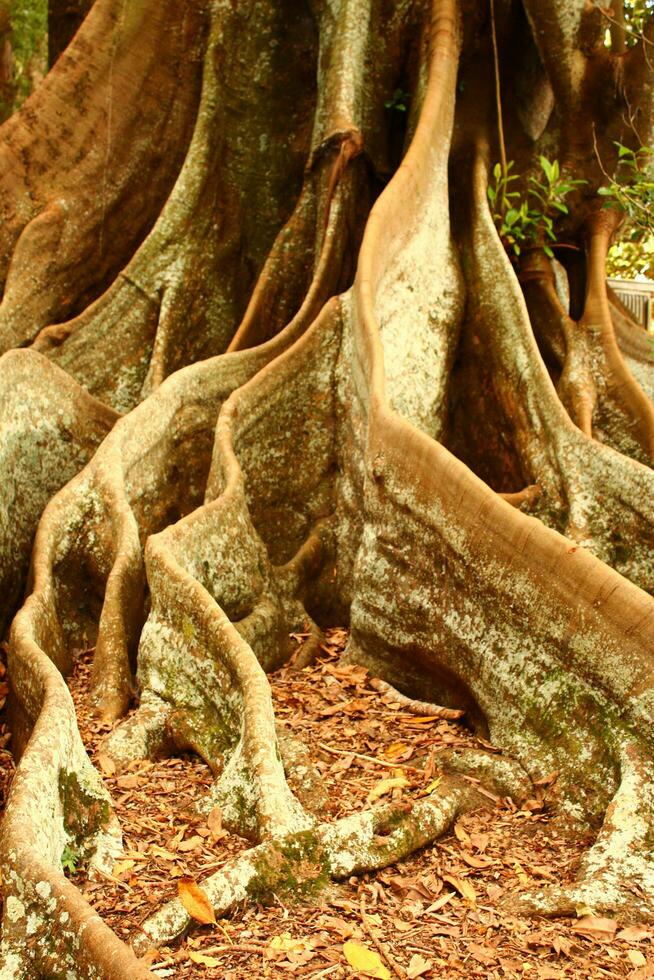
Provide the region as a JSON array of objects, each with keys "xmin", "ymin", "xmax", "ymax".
[
  {"xmin": 461, "ymin": 851, "xmax": 494, "ymax": 869},
  {"xmin": 443, "ymin": 873, "xmax": 477, "ymax": 908},
  {"xmin": 618, "ymin": 926, "xmax": 654, "ymax": 943},
  {"xmin": 572, "ymin": 915, "xmax": 618, "ymax": 941},
  {"xmin": 207, "ymin": 806, "xmax": 222, "ymax": 838},
  {"xmin": 178, "ymin": 877, "xmax": 216, "ymax": 925},
  {"xmin": 188, "ymin": 950, "xmax": 222, "ymax": 968},
  {"xmin": 96, "ymin": 752, "xmax": 117, "ymax": 776},
  {"xmin": 453, "ymin": 821, "xmax": 471, "ymax": 845},
  {"xmin": 116, "ymin": 773, "xmax": 140, "ymax": 789},
  {"xmin": 177, "ymin": 835, "xmax": 203, "ymax": 852},
  {"xmin": 406, "ymin": 953, "xmax": 432, "ymax": 977}
]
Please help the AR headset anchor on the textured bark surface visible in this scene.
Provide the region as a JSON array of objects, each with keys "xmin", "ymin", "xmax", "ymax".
[{"xmin": 1, "ymin": 0, "xmax": 654, "ymax": 975}]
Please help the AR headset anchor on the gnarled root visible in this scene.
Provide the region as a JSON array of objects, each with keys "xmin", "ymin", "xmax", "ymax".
[
  {"xmin": 513, "ymin": 740, "xmax": 654, "ymax": 921},
  {"xmin": 134, "ymin": 777, "xmax": 479, "ymax": 951}
]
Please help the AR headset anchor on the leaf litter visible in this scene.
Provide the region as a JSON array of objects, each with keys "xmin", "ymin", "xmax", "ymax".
[{"xmin": 0, "ymin": 631, "xmax": 652, "ymax": 977}]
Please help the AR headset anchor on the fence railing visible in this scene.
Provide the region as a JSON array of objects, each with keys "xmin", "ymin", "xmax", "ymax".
[{"xmin": 608, "ymin": 278, "xmax": 654, "ymax": 330}]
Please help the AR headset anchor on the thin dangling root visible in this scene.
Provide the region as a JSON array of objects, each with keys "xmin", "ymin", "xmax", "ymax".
[{"xmin": 368, "ymin": 677, "xmax": 465, "ymax": 719}]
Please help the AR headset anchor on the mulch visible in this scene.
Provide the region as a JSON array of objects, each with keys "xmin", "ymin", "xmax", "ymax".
[{"xmin": 1, "ymin": 630, "xmax": 652, "ymax": 978}]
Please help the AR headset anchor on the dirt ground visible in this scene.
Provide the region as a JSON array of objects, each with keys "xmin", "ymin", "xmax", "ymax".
[{"xmin": 1, "ymin": 631, "xmax": 653, "ymax": 979}]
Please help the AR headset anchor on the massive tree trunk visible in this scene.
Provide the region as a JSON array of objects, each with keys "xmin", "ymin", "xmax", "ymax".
[{"xmin": 1, "ymin": 0, "xmax": 654, "ymax": 974}]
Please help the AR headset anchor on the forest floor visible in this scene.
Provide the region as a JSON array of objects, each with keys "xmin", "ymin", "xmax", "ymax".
[{"xmin": 1, "ymin": 631, "xmax": 654, "ymax": 979}]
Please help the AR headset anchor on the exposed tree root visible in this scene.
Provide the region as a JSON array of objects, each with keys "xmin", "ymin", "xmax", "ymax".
[
  {"xmin": 368, "ymin": 677, "xmax": 465, "ymax": 719},
  {"xmin": 4, "ymin": 0, "xmax": 654, "ymax": 973},
  {"xmin": 447, "ymin": 147, "xmax": 654, "ymax": 590},
  {"xmin": 133, "ymin": 778, "xmax": 479, "ymax": 951},
  {"xmin": 522, "ymin": 227, "xmax": 654, "ymax": 466},
  {"xmin": 513, "ymin": 740, "xmax": 654, "ymax": 922},
  {"xmin": 0, "ymin": 351, "xmax": 117, "ymax": 635}
]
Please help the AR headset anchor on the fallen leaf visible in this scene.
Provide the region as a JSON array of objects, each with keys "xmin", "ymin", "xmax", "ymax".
[
  {"xmin": 628, "ymin": 950, "xmax": 648, "ymax": 968},
  {"xmin": 423, "ymin": 777, "xmax": 442, "ymax": 795},
  {"xmin": 188, "ymin": 950, "xmax": 222, "ymax": 968},
  {"xmin": 443, "ymin": 874, "xmax": 477, "ymax": 908},
  {"xmin": 178, "ymin": 878, "xmax": 216, "ymax": 925},
  {"xmin": 177, "ymin": 835, "xmax": 203, "ymax": 852},
  {"xmin": 269, "ymin": 934, "xmax": 310, "ymax": 952},
  {"xmin": 343, "ymin": 941, "xmax": 390, "ymax": 980},
  {"xmin": 112, "ymin": 859, "xmax": 135, "ymax": 878},
  {"xmin": 116, "ymin": 773, "xmax": 140, "ymax": 789},
  {"xmin": 461, "ymin": 851, "xmax": 495, "ymax": 869},
  {"xmin": 367, "ymin": 776, "xmax": 409, "ymax": 804},
  {"xmin": 407, "ymin": 953, "xmax": 432, "ymax": 978},
  {"xmin": 206, "ymin": 806, "xmax": 223, "ymax": 839},
  {"xmin": 149, "ymin": 846, "xmax": 179, "ymax": 861},
  {"xmin": 618, "ymin": 926, "xmax": 653, "ymax": 942},
  {"xmin": 453, "ymin": 821, "xmax": 471, "ymax": 845},
  {"xmin": 96, "ymin": 752, "xmax": 117, "ymax": 776},
  {"xmin": 572, "ymin": 916, "xmax": 618, "ymax": 941}
]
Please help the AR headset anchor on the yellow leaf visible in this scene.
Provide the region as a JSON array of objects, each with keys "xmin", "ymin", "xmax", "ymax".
[
  {"xmin": 383, "ymin": 742, "xmax": 408, "ymax": 760},
  {"xmin": 343, "ymin": 941, "xmax": 391, "ymax": 979},
  {"xmin": 150, "ymin": 845, "xmax": 179, "ymax": 861},
  {"xmin": 443, "ymin": 874, "xmax": 477, "ymax": 909},
  {"xmin": 112, "ymin": 859, "xmax": 135, "ymax": 878},
  {"xmin": 628, "ymin": 950, "xmax": 647, "ymax": 967},
  {"xmin": 367, "ymin": 776, "xmax": 409, "ymax": 804},
  {"xmin": 178, "ymin": 877, "xmax": 216, "ymax": 925},
  {"xmin": 269, "ymin": 933, "xmax": 308, "ymax": 952},
  {"xmin": 423, "ymin": 777, "xmax": 442, "ymax": 795},
  {"xmin": 188, "ymin": 950, "xmax": 222, "ymax": 968}
]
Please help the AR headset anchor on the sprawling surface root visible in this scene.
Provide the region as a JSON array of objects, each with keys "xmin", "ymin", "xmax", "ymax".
[
  {"xmin": 514, "ymin": 740, "xmax": 654, "ymax": 920},
  {"xmin": 522, "ymin": 249, "xmax": 654, "ymax": 465},
  {"xmin": 0, "ymin": 351, "xmax": 117, "ymax": 635},
  {"xmin": 1, "ymin": 597, "xmax": 147, "ymax": 976},
  {"xmin": 5, "ymin": 0, "xmax": 654, "ymax": 973},
  {"xmin": 135, "ymin": 778, "xmax": 479, "ymax": 950}
]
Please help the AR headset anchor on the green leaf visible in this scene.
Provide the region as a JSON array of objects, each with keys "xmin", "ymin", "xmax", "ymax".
[
  {"xmin": 543, "ymin": 245, "xmax": 554, "ymax": 258},
  {"xmin": 505, "ymin": 209, "xmax": 519, "ymax": 227},
  {"xmin": 539, "ymin": 156, "xmax": 553, "ymax": 182},
  {"xmin": 493, "ymin": 162, "xmax": 502, "ymax": 181}
]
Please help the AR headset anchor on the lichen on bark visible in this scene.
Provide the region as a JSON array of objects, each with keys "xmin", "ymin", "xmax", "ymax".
[{"xmin": 2, "ymin": 0, "xmax": 654, "ymax": 974}]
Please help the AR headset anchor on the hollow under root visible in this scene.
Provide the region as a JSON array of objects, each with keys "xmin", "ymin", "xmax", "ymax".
[
  {"xmin": 512, "ymin": 739, "xmax": 654, "ymax": 922},
  {"xmin": 368, "ymin": 676, "xmax": 465, "ymax": 719}
]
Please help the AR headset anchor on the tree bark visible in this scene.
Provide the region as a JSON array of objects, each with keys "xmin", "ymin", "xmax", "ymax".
[{"xmin": 1, "ymin": 0, "xmax": 654, "ymax": 974}]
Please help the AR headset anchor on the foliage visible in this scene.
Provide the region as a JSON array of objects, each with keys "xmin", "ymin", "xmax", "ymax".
[
  {"xmin": 488, "ymin": 157, "xmax": 586, "ymax": 260},
  {"xmin": 598, "ymin": 143, "xmax": 654, "ymax": 238},
  {"xmin": 607, "ymin": 236, "xmax": 654, "ymax": 279},
  {"xmin": 384, "ymin": 88, "xmax": 410, "ymax": 113},
  {"xmin": 7, "ymin": 0, "xmax": 47, "ymax": 106},
  {"xmin": 624, "ymin": 0, "xmax": 654, "ymax": 40},
  {"xmin": 61, "ymin": 843, "xmax": 80, "ymax": 874}
]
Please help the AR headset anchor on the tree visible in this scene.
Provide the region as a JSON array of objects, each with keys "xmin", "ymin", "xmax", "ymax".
[{"xmin": 1, "ymin": 0, "xmax": 654, "ymax": 974}]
